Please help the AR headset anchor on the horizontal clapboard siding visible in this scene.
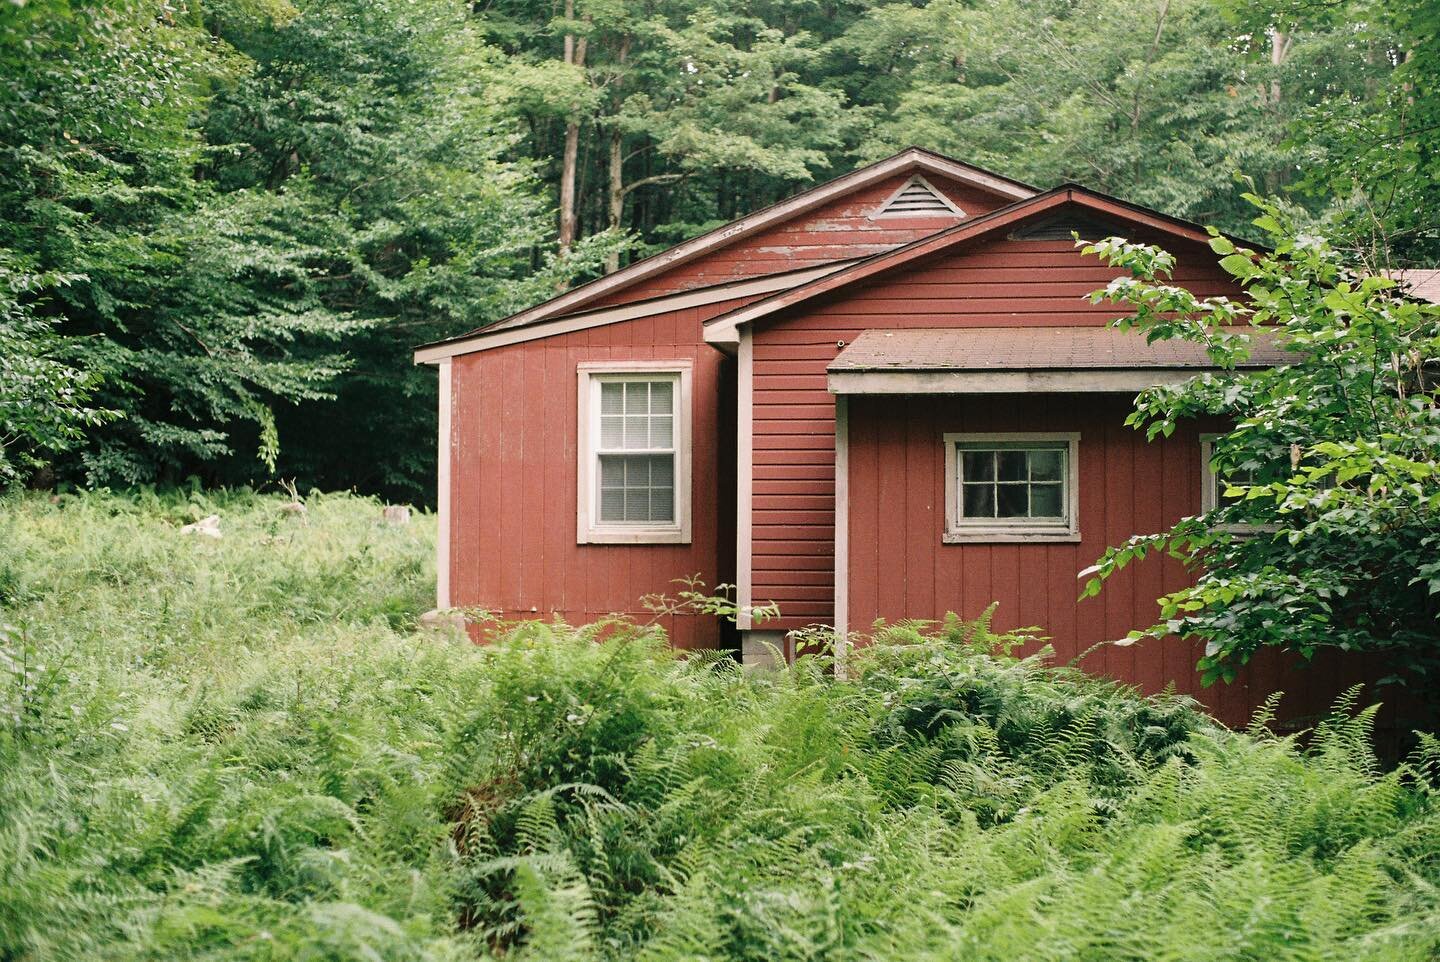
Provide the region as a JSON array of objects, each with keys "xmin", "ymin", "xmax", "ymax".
[
  {"xmin": 591, "ymin": 175, "xmax": 1011, "ymax": 307},
  {"xmin": 747, "ymin": 231, "xmax": 1240, "ymax": 630}
]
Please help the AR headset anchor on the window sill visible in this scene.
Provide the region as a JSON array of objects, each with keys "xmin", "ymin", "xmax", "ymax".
[
  {"xmin": 580, "ymin": 527, "xmax": 690, "ymax": 545},
  {"xmin": 943, "ymin": 528, "xmax": 1081, "ymax": 544},
  {"xmin": 1214, "ymin": 523, "xmax": 1279, "ymax": 537}
]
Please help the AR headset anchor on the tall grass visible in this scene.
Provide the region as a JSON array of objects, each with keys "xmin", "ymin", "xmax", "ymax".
[{"xmin": 1, "ymin": 490, "xmax": 1438, "ymax": 961}]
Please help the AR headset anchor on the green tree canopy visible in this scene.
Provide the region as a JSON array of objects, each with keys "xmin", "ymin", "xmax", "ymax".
[{"xmin": 1080, "ymin": 200, "xmax": 1440, "ymax": 700}]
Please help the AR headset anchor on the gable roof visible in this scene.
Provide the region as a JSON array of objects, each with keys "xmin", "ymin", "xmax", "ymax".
[
  {"xmin": 413, "ymin": 148, "xmax": 1038, "ymax": 363},
  {"xmin": 701, "ymin": 185, "xmax": 1232, "ymax": 347},
  {"xmin": 411, "ymin": 258, "xmax": 859, "ymax": 364}
]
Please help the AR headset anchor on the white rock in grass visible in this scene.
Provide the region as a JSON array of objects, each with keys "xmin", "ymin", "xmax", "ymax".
[
  {"xmin": 382, "ymin": 505, "xmax": 411, "ymax": 526},
  {"xmin": 419, "ymin": 608, "xmax": 466, "ymax": 635},
  {"xmin": 180, "ymin": 515, "xmax": 221, "ymax": 539}
]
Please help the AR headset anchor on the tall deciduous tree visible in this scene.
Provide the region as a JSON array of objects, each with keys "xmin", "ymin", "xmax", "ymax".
[
  {"xmin": 1280, "ymin": 0, "xmax": 1440, "ymax": 267},
  {"xmin": 475, "ymin": 0, "xmax": 855, "ymax": 272},
  {"xmin": 838, "ymin": 0, "xmax": 1401, "ymax": 237},
  {"xmin": 199, "ymin": 0, "xmax": 609, "ymax": 499},
  {"xmin": 0, "ymin": 0, "xmax": 357, "ymax": 484},
  {"xmin": 1079, "ymin": 201, "xmax": 1440, "ymax": 700}
]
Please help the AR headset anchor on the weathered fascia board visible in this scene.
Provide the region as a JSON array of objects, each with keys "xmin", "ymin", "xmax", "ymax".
[
  {"xmin": 827, "ymin": 368, "xmax": 1220, "ymax": 395},
  {"xmin": 414, "ymin": 262, "xmax": 853, "ymax": 364},
  {"xmin": 449, "ymin": 148, "xmax": 1037, "ymax": 341}
]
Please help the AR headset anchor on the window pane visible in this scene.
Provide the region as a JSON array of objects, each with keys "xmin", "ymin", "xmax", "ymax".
[
  {"xmin": 953, "ymin": 441, "xmax": 1072, "ymax": 529},
  {"xmin": 996, "ymin": 484, "xmax": 1028, "ymax": 517},
  {"xmin": 961, "ymin": 450, "xmax": 994, "ymax": 481},
  {"xmin": 624, "ymin": 381, "xmax": 649, "ymax": 414},
  {"xmin": 650, "ymin": 380, "xmax": 673, "ymax": 414},
  {"xmin": 650, "ymin": 414, "xmax": 673, "ymax": 448},
  {"xmin": 962, "ymin": 483, "xmax": 994, "ymax": 517},
  {"xmin": 600, "ymin": 415, "xmax": 623, "ymax": 448},
  {"xmin": 599, "ymin": 486, "xmax": 625, "ymax": 522},
  {"xmin": 596, "ymin": 454, "xmax": 675, "ymax": 524},
  {"xmin": 650, "ymin": 485, "xmax": 674, "ymax": 522},
  {"xmin": 1031, "ymin": 483, "xmax": 1063, "ymax": 517},
  {"xmin": 600, "ymin": 382, "xmax": 623, "ymax": 415},
  {"xmin": 997, "ymin": 450, "xmax": 1028, "ymax": 482},
  {"xmin": 624, "ymin": 416, "xmax": 649, "ymax": 448},
  {"xmin": 626, "ymin": 455, "xmax": 651, "ymax": 486},
  {"xmin": 1029, "ymin": 449, "xmax": 1063, "ymax": 482},
  {"xmin": 599, "ymin": 457, "xmax": 625, "ymax": 487}
]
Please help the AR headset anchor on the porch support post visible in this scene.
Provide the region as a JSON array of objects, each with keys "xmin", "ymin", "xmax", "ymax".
[{"xmin": 736, "ymin": 328, "xmax": 754, "ymax": 631}]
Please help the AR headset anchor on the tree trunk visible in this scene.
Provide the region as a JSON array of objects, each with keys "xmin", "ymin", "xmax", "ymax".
[
  {"xmin": 1269, "ymin": 28, "xmax": 1290, "ymax": 106},
  {"xmin": 557, "ymin": 0, "xmax": 588, "ymax": 259},
  {"xmin": 1263, "ymin": 27, "xmax": 1292, "ymax": 194},
  {"xmin": 559, "ymin": 121, "xmax": 581, "ymax": 256},
  {"xmin": 605, "ymin": 130, "xmax": 624, "ymax": 273}
]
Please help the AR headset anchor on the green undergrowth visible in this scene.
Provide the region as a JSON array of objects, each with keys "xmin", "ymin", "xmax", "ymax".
[{"xmin": 2, "ymin": 490, "xmax": 1439, "ymax": 961}]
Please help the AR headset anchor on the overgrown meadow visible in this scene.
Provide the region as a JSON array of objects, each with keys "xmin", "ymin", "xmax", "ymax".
[{"xmin": 2, "ymin": 491, "xmax": 1439, "ymax": 961}]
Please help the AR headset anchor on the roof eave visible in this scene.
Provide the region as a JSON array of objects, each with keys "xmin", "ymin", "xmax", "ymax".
[
  {"xmin": 415, "ymin": 148, "xmax": 1040, "ymax": 357},
  {"xmin": 704, "ymin": 187, "xmax": 1239, "ymax": 339},
  {"xmin": 827, "ymin": 366, "xmax": 1270, "ymax": 395}
]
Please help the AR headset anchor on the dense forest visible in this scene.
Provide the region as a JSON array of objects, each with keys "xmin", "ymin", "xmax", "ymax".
[{"xmin": 2, "ymin": 0, "xmax": 1436, "ymax": 502}]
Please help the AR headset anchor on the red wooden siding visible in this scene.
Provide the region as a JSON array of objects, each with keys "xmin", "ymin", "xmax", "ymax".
[
  {"xmin": 448, "ymin": 298, "xmax": 748, "ymax": 648},
  {"xmin": 844, "ymin": 393, "xmax": 1397, "ymax": 731},
  {"xmin": 747, "ymin": 231, "xmax": 1241, "ymax": 631},
  {"xmin": 592, "ymin": 175, "xmax": 1013, "ymax": 308}
]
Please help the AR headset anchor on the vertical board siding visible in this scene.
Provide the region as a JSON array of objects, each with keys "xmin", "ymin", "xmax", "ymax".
[
  {"xmin": 748, "ymin": 231, "xmax": 1241, "ymax": 631},
  {"xmin": 590, "ymin": 175, "xmax": 1014, "ymax": 307},
  {"xmin": 842, "ymin": 392, "xmax": 1382, "ymax": 730},
  {"xmin": 449, "ymin": 301, "xmax": 739, "ymax": 649}
]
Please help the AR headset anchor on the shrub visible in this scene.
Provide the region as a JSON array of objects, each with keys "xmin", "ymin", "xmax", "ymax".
[{"xmin": 0, "ymin": 490, "xmax": 1437, "ymax": 960}]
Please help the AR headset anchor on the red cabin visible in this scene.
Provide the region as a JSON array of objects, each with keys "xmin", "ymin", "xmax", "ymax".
[{"xmin": 414, "ymin": 148, "xmax": 1367, "ymax": 728}]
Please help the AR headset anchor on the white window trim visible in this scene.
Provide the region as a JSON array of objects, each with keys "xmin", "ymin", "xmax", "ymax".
[
  {"xmin": 1199, "ymin": 434, "xmax": 1275, "ymax": 534},
  {"xmin": 870, "ymin": 174, "xmax": 967, "ymax": 220},
  {"xmin": 943, "ymin": 432, "xmax": 1081, "ymax": 543},
  {"xmin": 576, "ymin": 360, "xmax": 693, "ymax": 545},
  {"xmin": 1199, "ymin": 435, "xmax": 1225, "ymax": 514}
]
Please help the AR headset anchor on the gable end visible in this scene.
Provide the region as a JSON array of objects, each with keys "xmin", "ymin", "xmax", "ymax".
[
  {"xmin": 414, "ymin": 148, "xmax": 1038, "ymax": 363},
  {"xmin": 1009, "ymin": 212, "xmax": 1122, "ymax": 242},
  {"xmin": 873, "ymin": 175, "xmax": 965, "ymax": 219}
]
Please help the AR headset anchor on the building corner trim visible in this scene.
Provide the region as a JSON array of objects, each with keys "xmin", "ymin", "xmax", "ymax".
[{"xmin": 436, "ymin": 358, "xmax": 453, "ymax": 610}]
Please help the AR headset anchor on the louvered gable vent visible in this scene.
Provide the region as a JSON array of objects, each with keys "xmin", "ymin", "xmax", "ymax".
[
  {"xmin": 1011, "ymin": 214, "xmax": 1119, "ymax": 242},
  {"xmin": 874, "ymin": 176, "xmax": 964, "ymax": 218}
]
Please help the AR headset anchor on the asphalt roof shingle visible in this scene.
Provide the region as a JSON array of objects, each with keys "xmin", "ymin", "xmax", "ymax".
[{"xmin": 827, "ymin": 327, "xmax": 1291, "ymax": 373}]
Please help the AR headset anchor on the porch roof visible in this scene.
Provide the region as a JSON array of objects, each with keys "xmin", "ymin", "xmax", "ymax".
[{"xmin": 826, "ymin": 327, "xmax": 1289, "ymax": 395}]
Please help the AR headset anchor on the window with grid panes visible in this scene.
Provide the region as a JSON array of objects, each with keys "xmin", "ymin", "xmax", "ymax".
[
  {"xmin": 595, "ymin": 378, "xmax": 676, "ymax": 524},
  {"xmin": 956, "ymin": 442, "xmax": 1070, "ymax": 523},
  {"xmin": 1200, "ymin": 436, "xmax": 1324, "ymax": 524}
]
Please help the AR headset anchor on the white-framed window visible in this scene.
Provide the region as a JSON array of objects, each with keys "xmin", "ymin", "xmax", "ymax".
[
  {"xmin": 1199, "ymin": 435, "xmax": 1258, "ymax": 514},
  {"xmin": 943, "ymin": 433, "xmax": 1081, "ymax": 543},
  {"xmin": 576, "ymin": 361, "xmax": 692, "ymax": 544},
  {"xmin": 1200, "ymin": 434, "xmax": 1289, "ymax": 533}
]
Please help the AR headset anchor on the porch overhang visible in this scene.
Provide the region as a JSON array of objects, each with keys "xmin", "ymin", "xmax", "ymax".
[{"xmin": 826, "ymin": 327, "xmax": 1288, "ymax": 395}]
